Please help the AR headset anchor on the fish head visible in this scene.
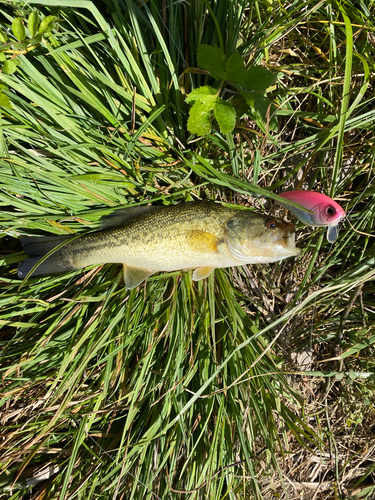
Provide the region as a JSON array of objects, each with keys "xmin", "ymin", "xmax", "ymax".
[
  {"xmin": 278, "ymin": 191, "xmax": 346, "ymax": 226},
  {"xmin": 224, "ymin": 212, "xmax": 301, "ymax": 264}
]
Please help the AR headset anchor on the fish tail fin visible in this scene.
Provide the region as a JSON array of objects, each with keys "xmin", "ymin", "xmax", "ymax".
[{"xmin": 18, "ymin": 234, "xmax": 77, "ymax": 279}]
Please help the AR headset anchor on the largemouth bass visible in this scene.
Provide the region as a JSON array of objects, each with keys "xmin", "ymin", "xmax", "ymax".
[{"xmin": 18, "ymin": 202, "xmax": 300, "ymax": 289}]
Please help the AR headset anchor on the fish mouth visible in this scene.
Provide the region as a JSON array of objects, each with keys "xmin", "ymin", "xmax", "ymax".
[
  {"xmin": 281, "ymin": 239, "xmax": 301, "ymax": 256},
  {"xmin": 277, "ymin": 225, "xmax": 301, "ymax": 257}
]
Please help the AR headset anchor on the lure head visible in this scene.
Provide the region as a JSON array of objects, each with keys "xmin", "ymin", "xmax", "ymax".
[{"xmin": 278, "ymin": 191, "xmax": 346, "ymax": 227}]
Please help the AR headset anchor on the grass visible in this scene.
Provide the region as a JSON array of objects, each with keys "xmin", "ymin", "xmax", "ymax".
[{"xmin": 1, "ymin": 0, "xmax": 375, "ymax": 498}]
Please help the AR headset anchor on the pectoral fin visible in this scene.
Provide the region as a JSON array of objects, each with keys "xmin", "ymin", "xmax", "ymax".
[
  {"xmin": 192, "ymin": 266, "xmax": 215, "ymax": 281},
  {"xmin": 123, "ymin": 265, "xmax": 154, "ymax": 289},
  {"xmin": 187, "ymin": 230, "xmax": 221, "ymax": 252}
]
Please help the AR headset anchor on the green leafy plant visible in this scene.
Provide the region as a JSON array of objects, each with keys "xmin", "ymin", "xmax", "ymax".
[
  {"xmin": 0, "ymin": 12, "xmax": 56, "ymax": 108},
  {"xmin": 186, "ymin": 44, "xmax": 277, "ymax": 136},
  {"xmin": 0, "ymin": 12, "xmax": 56, "ymax": 75}
]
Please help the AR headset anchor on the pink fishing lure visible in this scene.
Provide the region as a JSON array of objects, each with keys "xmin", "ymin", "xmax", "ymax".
[{"xmin": 277, "ymin": 190, "xmax": 345, "ymax": 243}]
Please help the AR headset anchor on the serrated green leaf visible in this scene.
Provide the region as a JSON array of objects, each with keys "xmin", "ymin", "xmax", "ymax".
[
  {"xmin": 223, "ymin": 52, "xmax": 247, "ymax": 84},
  {"xmin": 28, "ymin": 11, "xmax": 39, "ymax": 38},
  {"xmin": 254, "ymin": 95, "xmax": 277, "ymax": 130},
  {"xmin": 197, "ymin": 44, "xmax": 226, "ymax": 80},
  {"xmin": 2, "ymin": 58, "xmax": 21, "ymax": 75},
  {"xmin": 12, "ymin": 17, "xmax": 25, "ymax": 42},
  {"xmin": 39, "ymin": 15, "xmax": 56, "ymax": 35},
  {"xmin": 240, "ymin": 89, "xmax": 277, "ymax": 130},
  {"xmin": 213, "ymin": 99, "xmax": 236, "ymax": 134},
  {"xmin": 187, "ymin": 100, "xmax": 213, "ymax": 135},
  {"xmin": 0, "ymin": 52, "xmax": 5, "ymax": 62},
  {"xmin": 186, "ymin": 85, "xmax": 217, "ymax": 103},
  {"xmin": 244, "ymin": 66, "xmax": 276, "ymax": 92},
  {"xmin": 0, "ymin": 28, "xmax": 7, "ymax": 44},
  {"xmin": 0, "ymin": 92, "xmax": 12, "ymax": 108},
  {"xmin": 240, "ymin": 89, "xmax": 255, "ymax": 108}
]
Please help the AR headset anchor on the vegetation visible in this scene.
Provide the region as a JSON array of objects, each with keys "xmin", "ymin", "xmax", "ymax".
[{"xmin": 1, "ymin": 0, "xmax": 374, "ymax": 498}]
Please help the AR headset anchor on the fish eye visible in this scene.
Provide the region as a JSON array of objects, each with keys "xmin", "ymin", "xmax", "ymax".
[
  {"xmin": 326, "ymin": 206, "xmax": 336, "ymax": 216},
  {"xmin": 266, "ymin": 219, "xmax": 277, "ymax": 230}
]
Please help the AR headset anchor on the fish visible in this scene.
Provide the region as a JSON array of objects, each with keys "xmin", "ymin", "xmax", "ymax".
[
  {"xmin": 276, "ymin": 190, "xmax": 345, "ymax": 243},
  {"xmin": 18, "ymin": 202, "xmax": 300, "ymax": 289}
]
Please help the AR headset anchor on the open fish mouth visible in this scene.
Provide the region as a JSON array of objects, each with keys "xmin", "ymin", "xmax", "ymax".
[
  {"xmin": 281, "ymin": 241, "xmax": 301, "ymax": 257},
  {"xmin": 278, "ymin": 227, "xmax": 301, "ymax": 257}
]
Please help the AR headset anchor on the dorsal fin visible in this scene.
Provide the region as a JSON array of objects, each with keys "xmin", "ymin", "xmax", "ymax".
[{"xmin": 100, "ymin": 205, "xmax": 163, "ymax": 229}]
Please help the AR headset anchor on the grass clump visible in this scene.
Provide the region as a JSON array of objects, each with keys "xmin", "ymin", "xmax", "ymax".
[{"xmin": 1, "ymin": 0, "xmax": 375, "ymax": 499}]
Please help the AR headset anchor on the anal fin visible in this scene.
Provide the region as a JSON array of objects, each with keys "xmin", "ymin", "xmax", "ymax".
[
  {"xmin": 123, "ymin": 265, "xmax": 154, "ymax": 290},
  {"xmin": 192, "ymin": 266, "xmax": 215, "ymax": 281}
]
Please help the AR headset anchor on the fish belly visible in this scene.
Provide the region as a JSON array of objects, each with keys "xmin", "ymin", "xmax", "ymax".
[{"xmin": 69, "ymin": 228, "xmax": 239, "ymax": 273}]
